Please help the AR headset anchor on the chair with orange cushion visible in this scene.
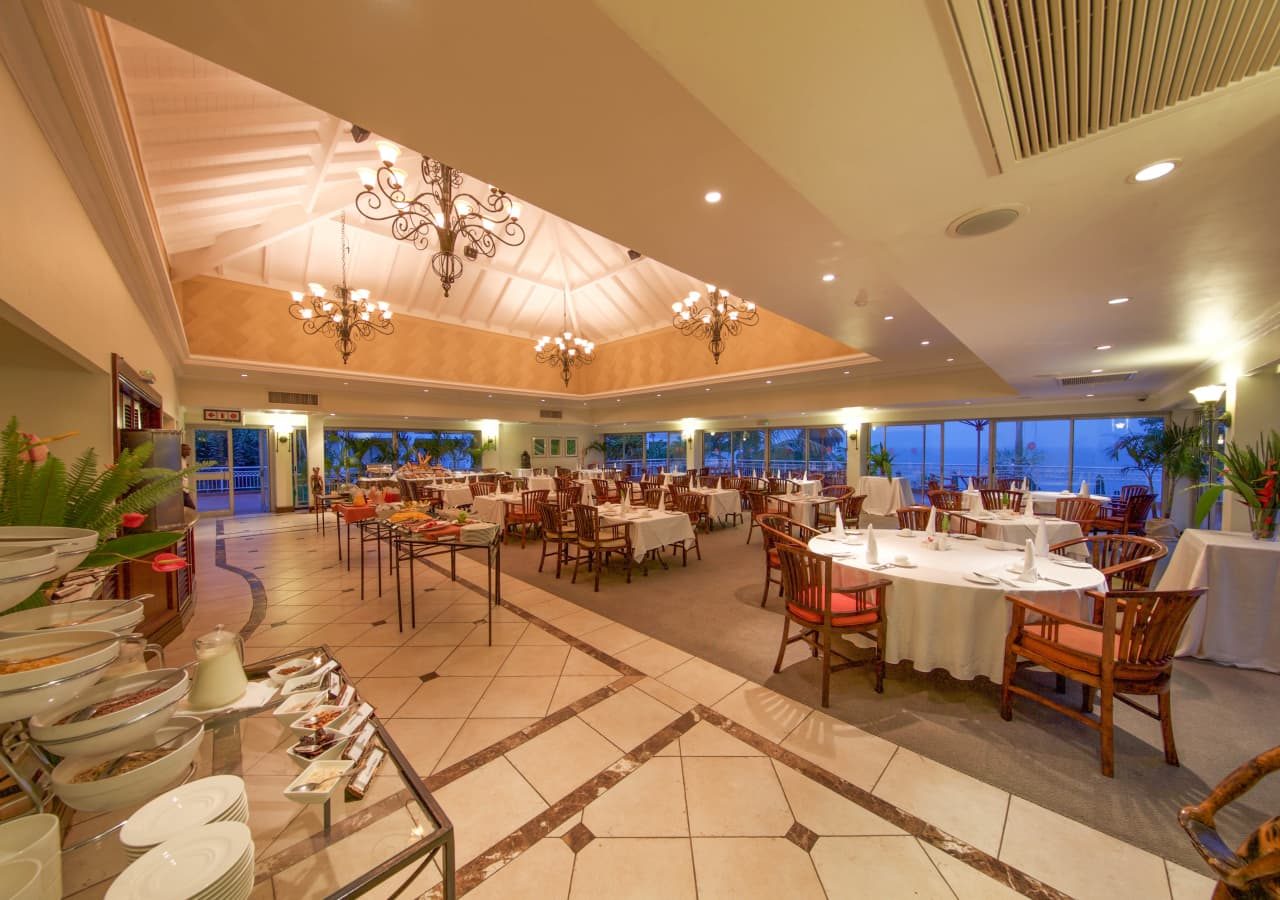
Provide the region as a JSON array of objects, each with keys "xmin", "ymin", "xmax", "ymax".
[
  {"xmin": 927, "ymin": 489, "xmax": 965, "ymax": 511},
  {"xmin": 1000, "ymin": 586, "xmax": 1205, "ymax": 777},
  {"xmin": 743, "ymin": 490, "xmax": 770, "ymax": 544},
  {"xmin": 503, "ymin": 489, "xmax": 548, "ymax": 548},
  {"xmin": 1055, "ymin": 496, "xmax": 1101, "ymax": 529},
  {"xmin": 774, "ymin": 542, "xmax": 892, "ymax": 706},
  {"xmin": 571, "ymin": 503, "xmax": 638, "ymax": 591},
  {"xmin": 817, "ymin": 492, "xmax": 866, "ymax": 531},
  {"xmin": 980, "ymin": 489, "xmax": 1024, "ymax": 512},
  {"xmin": 896, "ymin": 506, "xmax": 932, "ymax": 530},
  {"xmin": 757, "ymin": 513, "xmax": 819, "ymax": 607},
  {"xmin": 1091, "ymin": 492, "xmax": 1156, "ymax": 536}
]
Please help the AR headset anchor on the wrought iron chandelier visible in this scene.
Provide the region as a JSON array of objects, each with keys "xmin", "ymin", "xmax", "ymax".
[
  {"xmin": 288, "ymin": 214, "xmax": 393, "ymax": 365},
  {"xmin": 355, "ymin": 141, "xmax": 525, "ymax": 297},
  {"xmin": 535, "ymin": 293, "xmax": 594, "ymax": 387},
  {"xmin": 671, "ymin": 284, "xmax": 759, "ymax": 364}
]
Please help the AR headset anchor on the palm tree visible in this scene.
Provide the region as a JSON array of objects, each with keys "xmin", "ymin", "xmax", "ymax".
[{"xmin": 1109, "ymin": 418, "xmax": 1203, "ymax": 518}]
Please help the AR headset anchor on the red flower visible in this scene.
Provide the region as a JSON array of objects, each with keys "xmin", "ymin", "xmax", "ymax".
[
  {"xmin": 16, "ymin": 432, "xmax": 48, "ymax": 464},
  {"xmin": 151, "ymin": 552, "xmax": 187, "ymax": 573},
  {"xmin": 120, "ymin": 512, "xmax": 147, "ymax": 528}
]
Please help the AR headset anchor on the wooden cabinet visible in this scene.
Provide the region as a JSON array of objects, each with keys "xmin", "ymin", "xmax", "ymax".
[{"xmin": 119, "ymin": 523, "xmax": 196, "ymax": 646}]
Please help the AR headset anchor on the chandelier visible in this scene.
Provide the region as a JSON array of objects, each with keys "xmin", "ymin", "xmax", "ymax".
[
  {"xmin": 355, "ymin": 141, "xmax": 525, "ymax": 297},
  {"xmin": 535, "ymin": 294, "xmax": 594, "ymax": 387},
  {"xmin": 288, "ymin": 214, "xmax": 393, "ymax": 365},
  {"xmin": 671, "ymin": 284, "xmax": 759, "ymax": 364}
]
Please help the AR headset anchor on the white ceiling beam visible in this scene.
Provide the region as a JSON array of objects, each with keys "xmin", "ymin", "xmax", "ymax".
[
  {"xmin": 569, "ymin": 254, "xmax": 648, "ymax": 293},
  {"xmin": 168, "ymin": 184, "xmax": 352, "ymax": 281},
  {"xmin": 131, "ymin": 106, "xmax": 325, "ymax": 136},
  {"xmin": 147, "ymin": 155, "xmax": 315, "ymax": 192},
  {"xmin": 550, "ymin": 220, "xmax": 582, "ymax": 335},
  {"xmin": 143, "ymin": 132, "xmax": 319, "ymax": 166},
  {"xmin": 303, "ymin": 116, "xmax": 345, "ymax": 213}
]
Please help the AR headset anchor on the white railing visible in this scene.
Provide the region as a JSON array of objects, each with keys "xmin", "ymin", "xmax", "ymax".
[{"xmin": 195, "ymin": 466, "xmax": 267, "ymax": 493}]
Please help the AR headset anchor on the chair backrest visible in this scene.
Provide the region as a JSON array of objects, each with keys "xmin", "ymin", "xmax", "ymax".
[
  {"xmin": 669, "ymin": 482, "xmax": 690, "ymax": 498},
  {"xmin": 1050, "ymin": 534, "xmax": 1168, "ymax": 589},
  {"xmin": 642, "ymin": 487, "xmax": 665, "ymax": 509},
  {"xmin": 498, "ymin": 478, "xmax": 516, "ymax": 493},
  {"xmin": 1119, "ymin": 484, "xmax": 1149, "ymax": 502},
  {"xmin": 967, "ymin": 474, "xmax": 989, "ymax": 489},
  {"xmin": 948, "ymin": 514, "xmax": 985, "ymax": 536},
  {"xmin": 521, "ymin": 489, "xmax": 549, "ymax": 514},
  {"xmin": 573, "ymin": 504, "xmax": 603, "ymax": 543},
  {"xmin": 592, "ymin": 478, "xmax": 611, "ymax": 502},
  {"xmin": 767, "ymin": 478, "xmax": 790, "ymax": 495},
  {"xmin": 837, "ymin": 493, "xmax": 866, "ymax": 524},
  {"xmin": 537, "ymin": 501, "xmax": 565, "ymax": 535},
  {"xmin": 896, "ymin": 506, "xmax": 932, "ymax": 530},
  {"xmin": 470, "ymin": 480, "xmax": 497, "ymax": 497},
  {"xmin": 821, "ymin": 485, "xmax": 850, "ymax": 498},
  {"xmin": 928, "ymin": 489, "xmax": 964, "ymax": 511},
  {"xmin": 757, "ymin": 513, "xmax": 820, "ymax": 547},
  {"xmin": 1090, "ymin": 588, "xmax": 1206, "ymax": 670},
  {"xmin": 1123, "ymin": 493, "xmax": 1157, "ymax": 525},
  {"xmin": 1055, "ymin": 497, "xmax": 1101, "ymax": 526},
  {"xmin": 996, "ymin": 477, "xmax": 1021, "ymax": 490},
  {"xmin": 554, "ymin": 475, "xmax": 575, "ymax": 491},
  {"xmin": 745, "ymin": 490, "xmax": 769, "ymax": 516},
  {"xmin": 775, "ymin": 542, "xmax": 888, "ymax": 627},
  {"xmin": 556, "ymin": 486, "xmax": 581, "ymax": 510},
  {"xmin": 672, "ymin": 492, "xmax": 701, "ymax": 521},
  {"xmin": 980, "ymin": 489, "xmax": 1023, "ymax": 512}
]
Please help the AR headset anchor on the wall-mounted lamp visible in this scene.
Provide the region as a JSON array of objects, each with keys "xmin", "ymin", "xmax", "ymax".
[
  {"xmin": 1189, "ymin": 384, "xmax": 1226, "ymax": 404},
  {"xmin": 840, "ymin": 407, "xmax": 864, "ymax": 451}
]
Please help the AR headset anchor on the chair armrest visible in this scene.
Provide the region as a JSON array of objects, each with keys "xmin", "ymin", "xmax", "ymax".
[
  {"xmin": 1005, "ymin": 594, "xmax": 1100, "ymax": 630},
  {"xmin": 597, "ymin": 522, "xmax": 629, "ymax": 538}
]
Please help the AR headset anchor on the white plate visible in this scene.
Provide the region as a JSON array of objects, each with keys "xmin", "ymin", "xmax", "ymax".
[
  {"xmin": 963, "ymin": 573, "xmax": 1000, "ymax": 586},
  {"xmin": 950, "ymin": 533, "xmax": 978, "ymax": 541},
  {"xmin": 0, "ymin": 527, "xmax": 99, "ymax": 579},
  {"xmin": 0, "ymin": 598, "xmax": 145, "ymax": 637},
  {"xmin": 0, "ymin": 547, "xmax": 58, "ymax": 615},
  {"xmin": 891, "ymin": 561, "xmax": 918, "ymax": 568},
  {"xmin": 120, "ymin": 776, "xmax": 246, "ymax": 850},
  {"xmin": 1053, "ymin": 557, "xmax": 1094, "ymax": 569},
  {"xmin": 982, "ymin": 540, "xmax": 1020, "ymax": 551},
  {"xmin": 0, "ymin": 630, "xmax": 121, "ymax": 724},
  {"xmin": 267, "ymin": 656, "xmax": 321, "ymax": 686},
  {"xmin": 896, "ymin": 529, "xmax": 913, "ymax": 537},
  {"xmin": 107, "ymin": 822, "xmax": 252, "ymax": 900}
]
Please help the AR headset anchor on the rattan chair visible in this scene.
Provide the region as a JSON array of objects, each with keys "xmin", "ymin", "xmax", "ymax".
[
  {"xmin": 745, "ymin": 490, "xmax": 770, "ymax": 544},
  {"xmin": 1055, "ymin": 497, "xmax": 1101, "ymax": 529},
  {"xmin": 1091, "ymin": 493, "xmax": 1156, "ymax": 536},
  {"xmin": 469, "ymin": 480, "xmax": 496, "ymax": 497},
  {"xmin": 1050, "ymin": 534, "xmax": 1168, "ymax": 592},
  {"xmin": 948, "ymin": 514, "xmax": 985, "ymax": 536},
  {"xmin": 817, "ymin": 493, "xmax": 866, "ymax": 531},
  {"xmin": 571, "ymin": 503, "xmax": 637, "ymax": 592},
  {"xmin": 669, "ymin": 493, "xmax": 704, "ymax": 565},
  {"xmin": 555, "ymin": 485, "xmax": 582, "ymax": 510}
]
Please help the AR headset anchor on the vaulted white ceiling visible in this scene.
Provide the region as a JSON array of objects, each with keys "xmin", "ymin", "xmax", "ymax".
[{"xmin": 108, "ymin": 21, "xmax": 706, "ymax": 343}]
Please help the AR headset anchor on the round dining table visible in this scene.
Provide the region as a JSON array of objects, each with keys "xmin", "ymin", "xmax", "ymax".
[
  {"xmin": 807, "ymin": 531, "xmax": 1106, "ymax": 681},
  {"xmin": 957, "ymin": 511, "xmax": 1086, "ymax": 555}
]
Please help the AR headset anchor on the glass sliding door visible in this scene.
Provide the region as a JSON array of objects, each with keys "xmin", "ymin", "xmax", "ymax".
[
  {"xmin": 768, "ymin": 427, "xmax": 805, "ymax": 476},
  {"xmin": 806, "ymin": 427, "xmax": 848, "ymax": 479},
  {"xmin": 995, "ymin": 419, "xmax": 1070, "ymax": 490},
  {"xmin": 943, "ymin": 419, "xmax": 990, "ymax": 488},
  {"xmin": 230, "ymin": 428, "xmax": 269, "ymax": 514},
  {"xmin": 191, "ymin": 428, "xmax": 232, "ymax": 516},
  {"xmin": 644, "ymin": 432, "xmax": 669, "ymax": 474}
]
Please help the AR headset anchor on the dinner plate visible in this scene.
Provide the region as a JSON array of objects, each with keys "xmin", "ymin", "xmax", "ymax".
[
  {"xmin": 950, "ymin": 533, "xmax": 978, "ymax": 541},
  {"xmin": 108, "ymin": 822, "xmax": 252, "ymax": 900},
  {"xmin": 963, "ymin": 573, "xmax": 1000, "ymax": 585},
  {"xmin": 896, "ymin": 529, "xmax": 913, "ymax": 537},
  {"xmin": 892, "ymin": 561, "xmax": 918, "ymax": 568},
  {"xmin": 1052, "ymin": 557, "xmax": 1094, "ymax": 569},
  {"xmin": 120, "ymin": 776, "xmax": 247, "ymax": 851}
]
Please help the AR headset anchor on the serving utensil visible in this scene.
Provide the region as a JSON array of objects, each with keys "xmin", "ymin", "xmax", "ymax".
[{"xmin": 100, "ymin": 719, "xmax": 201, "ymax": 778}]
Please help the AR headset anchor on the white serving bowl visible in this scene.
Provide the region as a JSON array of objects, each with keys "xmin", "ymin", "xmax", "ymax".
[
  {"xmin": 288, "ymin": 704, "xmax": 350, "ymax": 738},
  {"xmin": 0, "ymin": 547, "xmax": 58, "ymax": 615},
  {"xmin": 0, "ymin": 858, "xmax": 42, "ymax": 900},
  {"xmin": 0, "ymin": 598, "xmax": 144, "ymax": 638},
  {"xmin": 286, "ymin": 731, "xmax": 350, "ymax": 768},
  {"xmin": 29, "ymin": 669, "xmax": 188, "ymax": 759},
  {"xmin": 51, "ymin": 716, "xmax": 204, "ymax": 812},
  {"xmin": 0, "ymin": 630, "xmax": 121, "ymax": 724},
  {"xmin": 0, "ymin": 814, "xmax": 60, "ymax": 900},
  {"xmin": 271, "ymin": 690, "xmax": 325, "ymax": 728},
  {"xmin": 0, "ymin": 527, "xmax": 99, "ymax": 580}
]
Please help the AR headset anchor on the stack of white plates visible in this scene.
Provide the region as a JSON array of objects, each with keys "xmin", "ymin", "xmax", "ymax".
[
  {"xmin": 119, "ymin": 776, "xmax": 248, "ymax": 861},
  {"xmin": 107, "ymin": 821, "xmax": 254, "ymax": 900}
]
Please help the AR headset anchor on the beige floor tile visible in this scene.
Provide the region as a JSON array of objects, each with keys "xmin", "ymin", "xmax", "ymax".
[
  {"xmin": 683, "ymin": 756, "xmax": 793, "ymax": 836},
  {"xmin": 466, "ymin": 837, "xmax": 574, "ymax": 900},
  {"xmin": 921, "ymin": 842, "xmax": 1025, "ymax": 900},
  {"xmin": 384, "ymin": 717, "xmax": 464, "ymax": 775},
  {"xmin": 658, "ymin": 658, "xmax": 745, "ymax": 706},
  {"xmin": 632, "ymin": 676, "xmax": 697, "ymax": 714},
  {"xmin": 433, "ymin": 757, "xmax": 548, "ymax": 865},
  {"xmin": 283, "ymin": 606, "xmax": 346, "ymax": 625},
  {"xmin": 569, "ymin": 838, "xmax": 696, "ymax": 900},
  {"xmin": 273, "ymin": 807, "xmax": 422, "ymax": 894},
  {"xmin": 434, "ymin": 717, "xmax": 538, "ymax": 772},
  {"xmin": 773, "ymin": 761, "xmax": 906, "ymax": 836},
  {"xmin": 548, "ymin": 675, "xmax": 617, "ymax": 712},
  {"xmin": 1167, "ymin": 860, "xmax": 1217, "ymax": 900},
  {"xmin": 245, "ymin": 623, "xmax": 321, "ymax": 647},
  {"xmin": 559, "ymin": 648, "xmax": 618, "ymax": 677},
  {"xmin": 344, "ymin": 622, "xmax": 416, "ymax": 646},
  {"xmin": 613, "ymin": 638, "xmax": 692, "ymax": 677},
  {"xmin": 301, "ymin": 622, "xmax": 373, "ymax": 647},
  {"xmin": 405, "ymin": 622, "xmax": 476, "ymax": 645},
  {"xmin": 395, "ymin": 676, "xmax": 491, "ymax": 718},
  {"xmin": 437, "ymin": 645, "xmax": 514, "ymax": 676},
  {"xmin": 1000, "ymin": 795, "xmax": 1171, "ymax": 900},
  {"xmin": 873, "ymin": 748, "xmax": 1008, "ymax": 856},
  {"xmin": 469, "ymin": 676, "xmax": 559, "ymax": 718},
  {"xmin": 712, "ymin": 683, "xmax": 811, "ymax": 743},
  {"xmin": 811, "ymin": 835, "xmax": 955, "ymax": 899},
  {"xmin": 333, "ymin": 602, "xmax": 401, "ymax": 624},
  {"xmin": 353, "ymin": 676, "xmax": 424, "ymax": 717},
  {"xmin": 554, "ymin": 609, "xmax": 613, "ymax": 637},
  {"xmin": 583, "ymin": 757, "xmax": 689, "ymax": 837},
  {"xmin": 678, "ymin": 721, "xmax": 763, "ymax": 756},
  {"xmin": 579, "ymin": 621, "xmax": 648, "ymax": 655},
  {"xmin": 780, "ymin": 710, "xmax": 898, "ymax": 791},
  {"xmin": 506, "ymin": 717, "xmax": 623, "ymax": 804},
  {"xmin": 496, "ymin": 644, "xmax": 570, "ymax": 676},
  {"xmin": 515, "ymin": 624, "xmax": 568, "ymax": 646},
  {"xmin": 432, "ymin": 602, "xmax": 491, "ymax": 622},
  {"xmin": 461, "ymin": 622, "xmax": 528, "ymax": 645},
  {"xmin": 691, "ymin": 837, "xmax": 826, "ymax": 900},
  {"xmin": 367, "ymin": 644, "xmax": 453, "ymax": 677},
  {"xmin": 578, "ymin": 686, "xmax": 680, "ymax": 752}
]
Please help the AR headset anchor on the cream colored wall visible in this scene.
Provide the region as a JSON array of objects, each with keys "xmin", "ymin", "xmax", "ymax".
[
  {"xmin": 1223, "ymin": 367, "xmax": 1280, "ymax": 533},
  {"xmin": 497, "ymin": 422, "xmax": 600, "ymax": 472},
  {"xmin": 0, "ymin": 360, "xmax": 111, "ymax": 464},
  {"xmin": 0, "ymin": 62, "xmax": 178, "ymax": 442}
]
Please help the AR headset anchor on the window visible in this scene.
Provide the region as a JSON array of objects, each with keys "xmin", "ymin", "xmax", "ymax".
[
  {"xmin": 995, "ymin": 419, "xmax": 1070, "ymax": 490},
  {"xmin": 869, "ymin": 423, "xmax": 939, "ymax": 492},
  {"xmin": 702, "ymin": 432, "xmax": 732, "ymax": 469},
  {"xmin": 806, "ymin": 427, "xmax": 848, "ymax": 477},
  {"xmin": 943, "ymin": 419, "xmax": 990, "ymax": 488},
  {"xmin": 1074, "ymin": 416, "xmax": 1158, "ymax": 497},
  {"xmin": 733, "ymin": 429, "xmax": 767, "ymax": 473},
  {"xmin": 768, "ymin": 427, "xmax": 805, "ymax": 475},
  {"xmin": 643, "ymin": 431, "xmax": 685, "ymax": 474},
  {"xmin": 603, "ymin": 433, "xmax": 645, "ymax": 472},
  {"xmin": 701, "ymin": 427, "xmax": 845, "ymax": 476},
  {"xmin": 323, "ymin": 428, "xmax": 479, "ymax": 482}
]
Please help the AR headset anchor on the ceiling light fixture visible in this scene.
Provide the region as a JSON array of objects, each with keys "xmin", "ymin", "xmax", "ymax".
[
  {"xmin": 671, "ymin": 284, "xmax": 760, "ymax": 364},
  {"xmin": 239, "ymin": 373, "xmax": 247, "ymax": 378},
  {"xmin": 883, "ymin": 315, "xmax": 894, "ymax": 321},
  {"xmin": 1108, "ymin": 297, "xmax": 1130, "ymax": 305},
  {"xmin": 356, "ymin": 140, "xmax": 525, "ymax": 297},
  {"xmin": 1085, "ymin": 393, "xmax": 1095, "ymax": 397},
  {"xmin": 946, "ymin": 357, "xmax": 955, "ymax": 362},
  {"xmin": 1096, "ymin": 344, "xmax": 1112, "ymax": 350},
  {"xmin": 534, "ymin": 290, "xmax": 594, "ymax": 387},
  {"xmin": 920, "ymin": 340, "xmax": 931, "ymax": 346},
  {"xmin": 704, "ymin": 190, "xmax": 722, "ymax": 204},
  {"xmin": 289, "ymin": 215, "xmax": 393, "ymax": 365},
  {"xmin": 1132, "ymin": 160, "xmax": 1177, "ymax": 182},
  {"xmin": 822, "ymin": 273, "xmax": 835, "ymax": 282},
  {"xmin": 1091, "ymin": 368, "xmax": 1103, "ymax": 374}
]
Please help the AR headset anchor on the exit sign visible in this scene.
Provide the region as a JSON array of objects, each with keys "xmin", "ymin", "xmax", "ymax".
[{"xmin": 203, "ymin": 408, "xmax": 242, "ymax": 423}]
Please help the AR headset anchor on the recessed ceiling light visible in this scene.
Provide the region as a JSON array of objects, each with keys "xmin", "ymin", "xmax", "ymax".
[
  {"xmin": 343, "ymin": 382, "xmax": 348, "ymax": 385},
  {"xmin": 704, "ymin": 387, "xmax": 711, "ymax": 391},
  {"xmin": 656, "ymin": 393, "xmax": 662, "ymax": 397},
  {"xmin": 616, "ymin": 398, "xmax": 621, "ymax": 402},
  {"xmin": 1096, "ymin": 344, "xmax": 1112, "ymax": 350},
  {"xmin": 423, "ymin": 388, "xmax": 429, "ymax": 392},
  {"xmin": 1132, "ymin": 160, "xmax": 1177, "ymax": 182},
  {"xmin": 843, "ymin": 370, "xmax": 850, "ymax": 375},
  {"xmin": 883, "ymin": 315, "xmax": 894, "ymax": 321},
  {"xmin": 800, "ymin": 412, "xmax": 806, "ymax": 416},
  {"xmin": 946, "ymin": 357, "xmax": 955, "ymax": 363},
  {"xmin": 239, "ymin": 373, "xmax": 247, "ymax": 378},
  {"xmin": 1086, "ymin": 393, "xmax": 1095, "ymax": 397},
  {"xmin": 1091, "ymin": 368, "xmax": 1103, "ymax": 374},
  {"xmin": 403, "ymin": 416, "xmax": 408, "ymax": 419},
  {"xmin": 329, "ymin": 412, "xmax": 335, "ymax": 416},
  {"xmin": 1108, "ymin": 297, "xmax": 1129, "ymax": 305},
  {"xmin": 704, "ymin": 190, "xmax": 722, "ymax": 204},
  {"xmin": 487, "ymin": 394, "xmax": 492, "ymax": 398},
  {"xmin": 964, "ymin": 401, "xmax": 972, "ymax": 405},
  {"xmin": 821, "ymin": 273, "xmax": 835, "ymax": 282},
  {"xmin": 920, "ymin": 340, "xmax": 931, "ymax": 346},
  {"xmin": 765, "ymin": 380, "xmax": 772, "ymax": 385}
]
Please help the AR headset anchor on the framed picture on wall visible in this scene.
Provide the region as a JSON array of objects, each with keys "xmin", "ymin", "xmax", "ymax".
[
  {"xmin": 549, "ymin": 438, "xmax": 562, "ymax": 457},
  {"xmin": 565, "ymin": 438, "xmax": 578, "ymax": 457},
  {"xmin": 532, "ymin": 437, "xmax": 546, "ymax": 458}
]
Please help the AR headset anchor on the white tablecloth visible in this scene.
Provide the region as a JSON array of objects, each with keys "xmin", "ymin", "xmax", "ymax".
[
  {"xmin": 1162, "ymin": 529, "xmax": 1280, "ymax": 672},
  {"xmin": 809, "ymin": 533, "xmax": 1106, "ymax": 681},
  {"xmin": 857, "ymin": 476, "xmax": 915, "ymax": 516},
  {"xmin": 1028, "ymin": 491, "xmax": 1110, "ymax": 516},
  {"xmin": 471, "ymin": 492, "xmax": 524, "ymax": 529},
  {"xmin": 790, "ymin": 479, "xmax": 822, "ymax": 497},
  {"xmin": 769, "ymin": 494, "xmax": 836, "ymax": 527},
  {"xmin": 528, "ymin": 475, "xmax": 556, "ymax": 492},
  {"xmin": 956, "ymin": 513, "xmax": 1085, "ymax": 555},
  {"xmin": 598, "ymin": 505, "xmax": 696, "ymax": 562},
  {"xmin": 694, "ymin": 488, "xmax": 741, "ymax": 522}
]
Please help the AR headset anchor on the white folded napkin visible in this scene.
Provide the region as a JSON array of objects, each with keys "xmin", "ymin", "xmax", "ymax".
[
  {"xmin": 966, "ymin": 478, "xmax": 974, "ymax": 492},
  {"xmin": 1018, "ymin": 539, "xmax": 1038, "ymax": 583},
  {"xmin": 717, "ymin": 477, "xmax": 723, "ymax": 489},
  {"xmin": 834, "ymin": 508, "xmax": 845, "ymax": 537},
  {"xmin": 1078, "ymin": 479, "xmax": 1089, "ymax": 497},
  {"xmin": 1034, "ymin": 519, "xmax": 1049, "ymax": 557},
  {"xmin": 866, "ymin": 525, "xmax": 879, "ymax": 565},
  {"xmin": 924, "ymin": 506, "xmax": 937, "ymax": 536},
  {"xmin": 803, "ymin": 469, "xmax": 809, "ymax": 481},
  {"xmin": 1021, "ymin": 477, "xmax": 1029, "ymax": 492},
  {"xmin": 753, "ymin": 468, "xmax": 758, "ymax": 477},
  {"xmin": 622, "ymin": 491, "xmax": 631, "ymax": 514}
]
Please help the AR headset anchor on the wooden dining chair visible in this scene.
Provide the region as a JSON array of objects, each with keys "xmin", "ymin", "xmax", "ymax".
[
  {"xmin": 745, "ymin": 490, "xmax": 769, "ymax": 544},
  {"xmin": 817, "ymin": 493, "xmax": 866, "ymax": 531},
  {"xmin": 757, "ymin": 514, "xmax": 819, "ymax": 607},
  {"xmin": 774, "ymin": 543, "xmax": 892, "ymax": 706},
  {"xmin": 1055, "ymin": 497, "xmax": 1101, "ymax": 529},
  {"xmin": 980, "ymin": 489, "xmax": 1024, "ymax": 512},
  {"xmin": 996, "ymin": 477, "xmax": 1021, "ymax": 490},
  {"xmin": 1092, "ymin": 493, "xmax": 1156, "ymax": 536},
  {"xmin": 536, "ymin": 501, "xmax": 580, "ymax": 578},
  {"xmin": 927, "ymin": 489, "xmax": 965, "ymax": 511},
  {"xmin": 1050, "ymin": 534, "xmax": 1168, "ymax": 592},
  {"xmin": 571, "ymin": 503, "xmax": 636, "ymax": 591},
  {"xmin": 669, "ymin": 493, "xmax": 703, "ymax": 565},
  {"xmin": 469, "ymin": 480, "xmax": 496, "ymax": 497},
  {"xmin": 504, "ymin": 489, "xmax": 548, "ymax": 547},
  {"xmin": 896, "ymin": 506, "xmax": 932, "ymax": 530},
  {"xmin": 591, "ymin": 478, "xmax": 618, "ymax": 504},
  {"xmin": 948, "ymin": 514, "xmax": 986, "ymax": 537},
  {"xmin": 1000, "ymin": 587, "xmax": 1205, "ymax": 777}
]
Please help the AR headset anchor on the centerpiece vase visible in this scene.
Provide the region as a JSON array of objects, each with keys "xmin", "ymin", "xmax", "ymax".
[{"xmin": 1250, "ymin": 507, "xmax": 1278, "ymax": 541}]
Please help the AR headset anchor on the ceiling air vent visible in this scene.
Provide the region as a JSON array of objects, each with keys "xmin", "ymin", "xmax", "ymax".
[
  {"xmin": 1056, "ymin": 371, "xmax": 1137, "ymax": 387},
  {"xmin": 267, "ymin": 391, "xmax": 319, "ymax": 406},
  {"xmin": 978, "ymin": 0, "xmax": 1280, "ymax": 157},
  {"xmin": 539, "ymin": 409, "xmax": 563, "ymax": 419}
]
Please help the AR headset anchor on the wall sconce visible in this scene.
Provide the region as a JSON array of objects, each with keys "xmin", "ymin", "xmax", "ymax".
[
  {"xmin": 841, "ymin": 407, "xmax": 863, "ymax": 451},
  {"xmin": 1189, "ymin": 384, "xmax": 1226, "ymax": 404}
]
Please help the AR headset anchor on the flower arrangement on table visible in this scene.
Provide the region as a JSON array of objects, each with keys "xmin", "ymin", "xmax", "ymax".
[
  {"xmin": 1194, "ymin": 428, "xmax": 1280, "ymax": 541},
  {"xmin": 0, "ymin": 417, "xmax": 194, "ymax": 609}
]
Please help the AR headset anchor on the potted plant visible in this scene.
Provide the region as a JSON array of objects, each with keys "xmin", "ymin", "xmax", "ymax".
[
  {"xmin": 1109, "ymin": 417, "xmax": 1203, "ymax": 527},
  {"xmin": 1194, "ymin": 429, "xmax": 1280, "ymax": 540},
  {"xmin": 467, "ymin": 437, "xmax": 497, "ymax": 470},
  {"xmin": 584, "ymin": 440, "xmax": 606, "ymax": 467},
  {"xmin": 866, "ymin": 442, "xmax": 894, "ymax": 477}
]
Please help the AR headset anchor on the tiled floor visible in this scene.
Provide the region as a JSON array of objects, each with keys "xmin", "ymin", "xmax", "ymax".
[{"xmin": 68, "ymin": 518, "xmax": 1217, "ymax": 899}]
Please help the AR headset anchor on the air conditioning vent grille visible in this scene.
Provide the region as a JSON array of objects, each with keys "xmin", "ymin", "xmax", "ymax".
[
  {"xmin": 981, "ymin": 0, "xmax": 1280, "ymax": 157},
  {"xmin": 1057, "ymin": 371, "xmax": 1137, "ymax": 387},
  {"xmin": 267, "ymin": 391, "xmax": 319, "ymax": 406},
  {"xmin": 539, "ymin": 409, "xmax": 563, "ymax": 419}
]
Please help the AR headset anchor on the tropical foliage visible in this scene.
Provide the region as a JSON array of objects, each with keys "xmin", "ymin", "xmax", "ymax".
[
  {"xmin": 1194, "ymin": 429, "xmax": 1280, "ymax": 535},
  {"xmin": 1109, "ymin": 417, "xmax": 1203, "ymax": 518},
  {"xmin": 867, "ymin": 442, "xmax": 894, "ymax": 477}
]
